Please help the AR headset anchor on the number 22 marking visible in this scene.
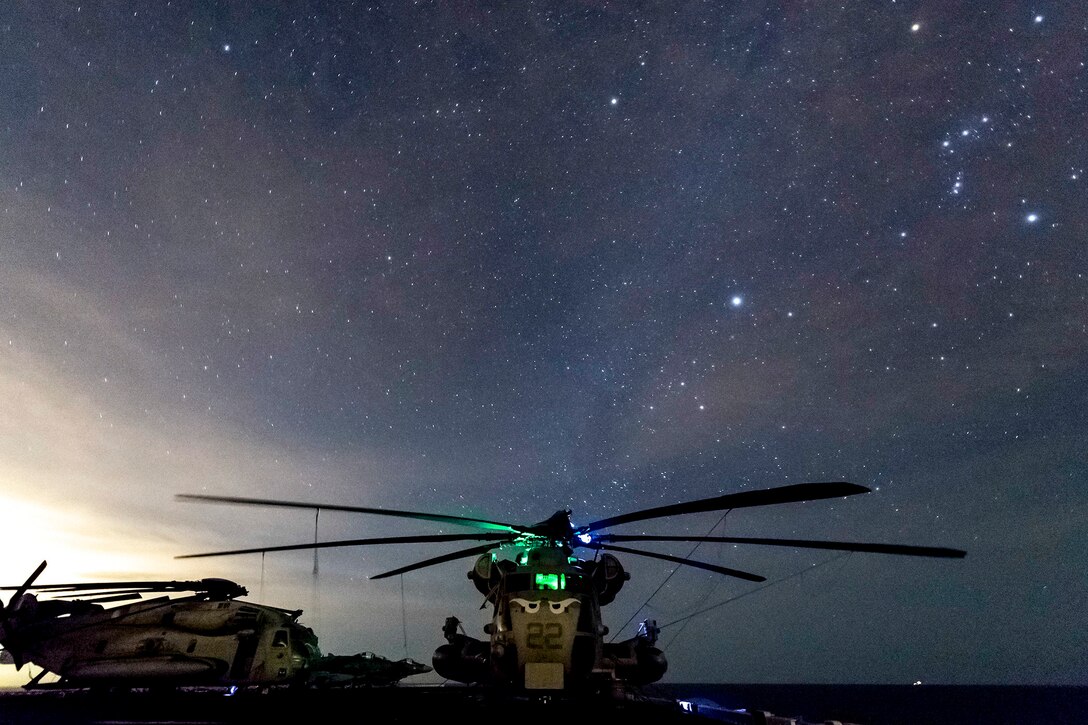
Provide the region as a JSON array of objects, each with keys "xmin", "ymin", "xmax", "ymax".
[{"xmin": 526, "ymin": 622, "xmax": 562, "ymax": 649}]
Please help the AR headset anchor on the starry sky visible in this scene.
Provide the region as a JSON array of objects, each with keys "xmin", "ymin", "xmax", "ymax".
[{"xmin": 1, "ymin": 1, "xmax": 1085, "ymax": 687}]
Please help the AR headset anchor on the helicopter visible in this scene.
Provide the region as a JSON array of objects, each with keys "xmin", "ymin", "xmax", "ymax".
[
  {"xmin": 307, "ymin": 651, "xmax": 432, "ymax": 687},
  {"xmin": 0, "ymin": 560, "xmax": 321, "ymax": 688},
  {"xmin": 176, "ymin": 481, "xmax": 966, "ymax": 692}
]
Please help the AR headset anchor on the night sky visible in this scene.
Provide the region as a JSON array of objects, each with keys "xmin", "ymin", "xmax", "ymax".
[{"xmin": 1, "ymin": 2, "xmax": 1085, "ymax": 687}]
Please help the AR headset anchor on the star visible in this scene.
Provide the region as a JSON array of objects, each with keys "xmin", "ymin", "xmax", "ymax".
[{"xmin": 1, "ymin": 0, "xmax": 1081, "ymax": 691}]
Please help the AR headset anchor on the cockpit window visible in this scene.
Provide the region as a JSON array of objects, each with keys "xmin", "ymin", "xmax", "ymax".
[
  {"xmin": 506, "ymin": 572, "xmax": 587, "ymax": 592},
  {"xmin": 534, "ymin": 573, "xmax": 564, "ymax": 590},
  {"xmin": 505, "ymin": 573, "xmax": 531, "ymax": 591},
  {"xmin": 272, "ymin": 630, "xmax": 289, "ymax": 648},
  {"xmin": 530, "ymin": 573, "xmax": 588, "ymax": 592}
]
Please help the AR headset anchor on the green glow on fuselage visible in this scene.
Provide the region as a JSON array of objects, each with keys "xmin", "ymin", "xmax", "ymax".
[{"xmin": 534, "ymin": 573, "xmax": 565, "ymax": 590}]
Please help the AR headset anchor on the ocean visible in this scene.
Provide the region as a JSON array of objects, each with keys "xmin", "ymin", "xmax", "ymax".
[
  {"xmin": 0, "ymin": 683, "xmax": 1082, "ymax": 724},
  {"xmin": 651, "ymin": 683, "xmax": 1088, "ymax": 725}
]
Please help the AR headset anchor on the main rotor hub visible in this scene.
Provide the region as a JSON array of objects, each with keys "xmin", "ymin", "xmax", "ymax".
[{"xmin": 524, "ymin": 509, "xmax": 576, "ymax": 544}]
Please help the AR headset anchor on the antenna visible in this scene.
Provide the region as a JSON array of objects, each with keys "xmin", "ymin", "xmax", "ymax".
[{"xmin": 401, "ymin": 574, "xmax": 408, "ymax": 658}]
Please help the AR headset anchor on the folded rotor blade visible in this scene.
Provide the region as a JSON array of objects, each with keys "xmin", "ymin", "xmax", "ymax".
[
  {"xmin": 588, "ymin": 543, "xmax": 765, "ymax": 583},
  {"xmin": 0, "ymin": 580, "xmax": 246, "ymax": 598},
  {"xmin": 0, "ymin": 581, "xmax": 198, "ymax": 592},
  {"xmin": 177, "ymin": 493, "xmax": 524, "ymax": 534},
  {"xmin": 4, "ymin": 560, "xmax": 47, "ymax": 612},
  {"xmin": 70, "ymin": 592, "xmax": 147, "ymax": 605},
  {"xmin": 579, "ymin": 482, "xmax": 870, "ymax": 535},
  {"xmin": 52, "ymin": 589, "xmax": 149, "ymax": 600},
  {"xmin": 370, "ymin": 542, "xmax": 504, "ymax": 580},
  {"xmin": 595, "ymin": 535, "xmax": 966, "ymax": 558},
  {"xmin": 177, "ymin": 533, "xmax": 516, "ymax": 559}
]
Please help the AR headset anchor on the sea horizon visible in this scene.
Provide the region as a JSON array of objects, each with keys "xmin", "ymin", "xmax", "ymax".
[{"xmin": 652, "ymin": 682, "xmax": 1088, "ymax": 725}]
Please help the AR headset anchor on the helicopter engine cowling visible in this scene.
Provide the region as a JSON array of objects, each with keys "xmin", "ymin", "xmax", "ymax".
[
  {"xmin": 432, "ymin": 634, "xmax": 490, "ymax": 684},
  {"xmin": 468, "ymin": 554, "xmax": 501, "ymax": 596},
  {"xmin": 601, "ymin": 631, "xmax": 667, "ymax": 686},
  {"xmin": 612, "ymin": 644, "xmax": 667, "ymax": 685},
  {"xmin": 590, "ymin": 554, "xmax": 628, "ymax": 606}
]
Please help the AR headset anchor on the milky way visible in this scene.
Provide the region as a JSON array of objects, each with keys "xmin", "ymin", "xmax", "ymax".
[{"xmin": 0, "ymin": 2, "xmax": 1084, "ymax": 686}]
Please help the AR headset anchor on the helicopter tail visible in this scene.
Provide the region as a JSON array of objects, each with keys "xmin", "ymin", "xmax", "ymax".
[{"xmin": 0, "ymin": 560, "xmax": 48, "ymax": 669}]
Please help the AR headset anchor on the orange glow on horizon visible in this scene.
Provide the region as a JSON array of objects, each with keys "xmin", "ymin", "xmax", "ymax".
[{"xmin": 0, "ymin": 496, "xmax": 184, "ymax": 586}]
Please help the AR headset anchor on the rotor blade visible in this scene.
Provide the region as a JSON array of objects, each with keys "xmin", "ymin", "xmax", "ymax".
[
  {"xmin": 68, "ymin": 592, "xmax": 147, "ymax": 605},
  {"xmin": 589, "ymin": 543, "xmax": 765, "ymax": 582},
  {"xmin": 176, "ymin": 533, "xmax": 517, "ymax": 559},
  {"xmin": 4, "ymin": 560, "xmax": 47, "ymax": 612},
  {"xmin": 52, "ymin": 589, "xmax": 149, "ymax": 600},
  {"xmin": 369, "ymin": 542, "xmax": 503, "ymax": 580},
  {"xmin": 579, "ymin": 482, "xmax": 870, "ymax": 534},
  {"xmin": 177, "ymin": 493, "xmax": 525, "ymax": 534},
  {"xmin": 596, "ymin": 535, "xmax": 966, "ymax": 558},
  {"xmin": 0, "ymin": 581, "xmax": 191, "ymax": 592},
  {"xmin": 0, "ymin": 579, "xmax": 244, "ymax": 595}
]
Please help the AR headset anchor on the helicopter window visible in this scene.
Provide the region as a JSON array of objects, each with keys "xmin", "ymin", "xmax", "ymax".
[
  {"xmin": 505, "ymin": 574, "xmax": 531, "ymax": 591},
  {"xmin": 186, "ymin": 639, "xmax": 197, "ymax": 654},
  {"xmin": 529, "ymin": 573, "xmax": 588, "ymax": 592},
  {"xmin": 272, "ymin": 630, "xmax": 289, "ymax": 649},
  {"xmin": 565, "ymin": 574, "xmax": 588, "ymax": 592},
  {"xmin": 534, "ymin": 573, "xmax": 564, "ymax": 591}
]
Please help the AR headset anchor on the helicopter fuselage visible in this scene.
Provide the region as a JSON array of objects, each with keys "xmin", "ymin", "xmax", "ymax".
[
  {"xmin": 4, "ymin": 594, "xmax": 318, "ymax": 686},
  {"xmin": 434, "ymin": 543, "xmax": 664, "ymax": 690}
]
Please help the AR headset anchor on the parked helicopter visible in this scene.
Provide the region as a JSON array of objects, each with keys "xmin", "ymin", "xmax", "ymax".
[
  {"xmin": 0, "ymin": 561, "xmax": 321, "ymax": 688},
  {"xmin": 176, "ymin": 481, "xmax": 966, "ymax": 691},
  {"xmin": 307, "ymin": 651, "xmax": 432, "ymax": 687}
]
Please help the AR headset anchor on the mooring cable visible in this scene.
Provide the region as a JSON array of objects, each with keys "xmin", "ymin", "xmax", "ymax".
[
  {"xmin": 658, "ymin": 551, "xmax": 853, "ymax": 647},
  {"xmin": 609, "ymin": 510, "xmax": 730, "ymax": 642}
]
